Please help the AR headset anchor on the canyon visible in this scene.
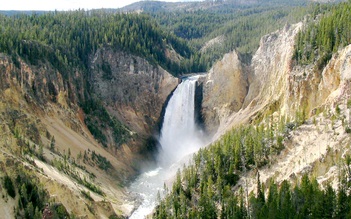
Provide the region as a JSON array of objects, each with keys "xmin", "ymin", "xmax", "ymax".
[{"xmin": 0, "ymin": 7, "xmax": 351, "ymax": 219}]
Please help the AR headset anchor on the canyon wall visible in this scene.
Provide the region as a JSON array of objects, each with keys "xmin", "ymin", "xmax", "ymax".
[
  {"xmin": 202, "ymin": 22, "xmax": 351, "ymax": 137},
  {"xmin": 0, "ymin": 47, "xmax": 178, "ymax": 217}
]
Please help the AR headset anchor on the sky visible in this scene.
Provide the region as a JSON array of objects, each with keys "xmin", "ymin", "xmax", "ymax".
[{"xmin": 0, "ymin": 0, "xmax": 183, "ymax": 11}]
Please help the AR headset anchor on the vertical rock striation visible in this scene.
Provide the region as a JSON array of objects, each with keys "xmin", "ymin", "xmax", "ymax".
[
  {"xmin": 202, "ymin": 22, "xmax": 351, "ymax": 137},
  {"xmin": 201, "ymin": 50, "xmax": 248, "ymax": 135},
  {"xmin": 90, "ymin": 48, "xmax": 178, "ymax": 137}
]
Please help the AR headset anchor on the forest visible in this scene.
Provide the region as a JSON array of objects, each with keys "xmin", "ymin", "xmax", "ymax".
[
  {"xmin": 294, "ymin": 1, "xmax": 351, "ymax": 70},
  {"xmin": 154, "ymin": 110, "xmax": 351, "ymax": 219},
  {"xmin": 0, "ymin": 1, "xmax": 314, "ymax": 75},
  {"xmin": 0, "ymin": 10, "xmax": 201, "ymax": 75},
  {"xmin": 150, "ymin": 3, "xmax": 311, "ymax": 65},
  {"xmin": 155, "ymin": 170, "xmax": 351, "ymax": 219}
]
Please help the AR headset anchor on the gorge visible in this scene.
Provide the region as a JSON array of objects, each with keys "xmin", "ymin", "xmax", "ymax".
[{"xmin": 1, "ymin": 1, "xmax": 351, "ymax": 218}]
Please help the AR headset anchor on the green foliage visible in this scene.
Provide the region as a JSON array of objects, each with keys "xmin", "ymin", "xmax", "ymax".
[
  {"xmin": 101, "ymin": 61, "xmax": 112, "ymax": 80},
  {"xmin": 81, "ymin": 190, "xmax": 94, "ymax": 201},
  {"xmin": 53, "ymin": 203, "xmax": 70, "ymax": 219},
  {"xmin": 50, "ymin": 136, "xmax": 55, "ymax": 151},
  {"xmin": 3, "ymin": 175, "xmax": 16, "ymax": 198},
  {"xmin": 154, "ymin": 115, "xmax": 291, "ymax": 218},
  {"xmin": 152, "ymin": 4, "xmax": 310, "ymax": 67},
  {"xmin": 5, "ymin": 167, "xmax": 63, "ymax": 219},
  {"xmin": 0, "ymin": 11, "xmax": 201, "ymax": 75},
  {"xmin": 156, "ymin": 170, "xmax": 351, "ymax": 219},
  {"xmin": 109, "ymin": 215, "xmax": 125, "ymax": 219},
  {"xmin": 294, "ymin": 2, "xmax": 351, "ymax": 69},
  {"xmin": 91, "ymin": 150, "xmax": 112, "ymax": 171},
  {"xmin": 51, "ymin": 157, "xmax": 104, "ymax": 196},
  {"xmin": 82, "ymin": 98, "xmax": 130, "ymax": 148}
]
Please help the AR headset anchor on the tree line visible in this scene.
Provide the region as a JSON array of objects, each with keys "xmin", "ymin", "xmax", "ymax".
[
  {"xmin": 0, "ymin": 10, "xmax": 204, "ymax": 75},
  {"xmin": 294, "ymin": 1, "xmax": 351, "ymax": 70}
]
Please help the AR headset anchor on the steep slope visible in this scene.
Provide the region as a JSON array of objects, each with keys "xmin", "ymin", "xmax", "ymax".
[
  {"xmin": 0, "ymin": 10, "xmax": 190, "ymax": 218},
  {"xmin": 235, "ymin": 40, "xmax": 351, "ymax": 201},
  {"xmin": 0, "ymin": 47, "xmax": 178, "ymax": 217},
  {"xmin": 202, "ymin": 20, "xmax": 350, "ymax": 136},
  {"xmin": 203, "ymin": 17, "xmax": 351, "ymax": 149}
]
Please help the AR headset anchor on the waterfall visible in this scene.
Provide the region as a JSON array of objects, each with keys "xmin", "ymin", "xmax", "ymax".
[
  {"xmin": 158, "ymin": 75, "xmax": 202, "ymax": 165},
  {"xmin": 129, "ymin": 76, "xmax": 205, "ymax": 219}
]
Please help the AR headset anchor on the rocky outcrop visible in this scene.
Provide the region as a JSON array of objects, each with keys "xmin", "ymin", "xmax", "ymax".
[
  {"xmin": 316, "ymin": 44, "xmax": 351, "ymax": 103},
  {"xmin": 201, "ymin": 50, "xmax": 248, "ymax": 134},
  {"xmin": 0, "ymin": 54, "xmax": 82, "ymax": 109},
  {"xmin": 244, "ymin": 23, "xmax": 302, "ymax": 109},
  {"xmin": 280, "ymin": 29, "xmax": 351, "ymax": 118},
  {"xmin": 90, "ymin": 48, "xmax": 178, "ymax": 137},
  {"xmin": 201, "ymin": 23, "xmax": 302, "ymax": 135}
]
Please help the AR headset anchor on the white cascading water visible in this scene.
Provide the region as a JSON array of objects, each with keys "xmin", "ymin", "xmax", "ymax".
[
  {"xmin": 158, "ymin": 76, "xmax": 204, "ymax": 166},
  {"xmin": 129, "ymin": 76, "xmax": 206, "ymax": 219}
]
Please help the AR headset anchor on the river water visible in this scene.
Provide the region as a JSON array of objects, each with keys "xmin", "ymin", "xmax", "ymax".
[{"xmin": 128, "ymin": 76, "xmax": 206, "ymax": 219}]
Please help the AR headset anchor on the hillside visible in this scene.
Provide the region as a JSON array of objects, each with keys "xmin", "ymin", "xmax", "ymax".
[{"xmin": 138, "ymin": 0, "xmax": 313, "ymax": 68}]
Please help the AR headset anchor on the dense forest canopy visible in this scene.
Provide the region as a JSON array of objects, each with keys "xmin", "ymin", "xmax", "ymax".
[
  {"xmin": 0, "ymin": 10, "xmax": 203, "ymax": 75},
  {"xmin": 294, "ymin": 1, "xmax": 351, "ymax": 69}
]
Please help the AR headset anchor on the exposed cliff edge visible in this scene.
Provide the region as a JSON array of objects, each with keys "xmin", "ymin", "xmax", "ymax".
[{"xmin": 202, "ymin": 23, "xmax": 304, "ymax": 135}]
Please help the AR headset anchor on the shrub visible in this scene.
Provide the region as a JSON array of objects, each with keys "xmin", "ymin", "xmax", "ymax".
[{"xmin": 3, "ymin": 175, "xmax": 16, "ymax": 198}]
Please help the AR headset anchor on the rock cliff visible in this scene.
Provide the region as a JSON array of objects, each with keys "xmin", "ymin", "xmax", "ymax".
[
  {"xmin": 201, "ymin": 50, "xmax": 248, "ymax": 135},
  {"xmin": 90, "ymin": 47, "xmax": 178, "ymax": 137},
  {"xmin": 202, "ymin": 22, "xmax": 348, "ymax": 135}
]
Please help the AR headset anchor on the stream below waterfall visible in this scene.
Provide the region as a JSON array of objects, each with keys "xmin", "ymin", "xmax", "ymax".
[{"xmin": 128, "ymin": 76, "xmax": 207, "ymax": 219}]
